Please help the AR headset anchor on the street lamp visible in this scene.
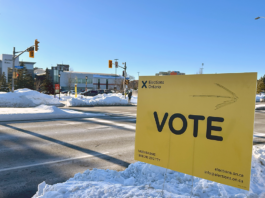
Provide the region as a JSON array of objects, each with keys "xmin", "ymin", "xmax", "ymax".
[
  {"xmin": 58, "ymin": 73, "xmax": 61, "ymax": 100},
  {"xmin": 86, "ymin": 76, "xmax": 87, "ymax": 92}
]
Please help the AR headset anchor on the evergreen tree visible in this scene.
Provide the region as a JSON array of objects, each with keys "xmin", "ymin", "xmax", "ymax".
[
  {"xmin": 14, "ymin": 62, "xmax": 35, "ymax": 90},
  {"xmin": 0, "ymin": 72, "xmax": 9, "ymax": 92},
  {"xmin": 41, "ymin": 68, "xmax": 53, "ymax": 94},
  {"xmin": 257, "ymin": 76, "xmax": 265, "ymax": 93}
]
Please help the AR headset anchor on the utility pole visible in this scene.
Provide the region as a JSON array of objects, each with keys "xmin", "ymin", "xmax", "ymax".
[
  {"xmin": 124, "ymin": 62, "xmax": 127, "ymax": 99},
  {"xmin": 11, "ymin": 43, "xmax": 37, "ymax": 92},
  {"xmin": 114, "ymin": 59, "xmax": 118, "ymax": 90},
  {"xmin": 12, "ymin": 47, "xmax": 15, "ymax": 92},
  {"xmin": 138, "ymin": 72, "xmax": 139, "ymax": 80}
]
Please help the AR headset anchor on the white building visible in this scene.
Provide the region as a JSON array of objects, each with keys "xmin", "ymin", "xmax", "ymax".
[
  {"xmin": 59, "ymin": 71, "xmax": 127, "ymax": 91},
  {"xmin": 0, "ymin": 54, "xmax": 35, "ymax": 82}
]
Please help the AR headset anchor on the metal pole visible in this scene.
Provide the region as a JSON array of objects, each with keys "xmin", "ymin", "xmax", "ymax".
[
  {"xmin": 12, "ymin": 47, "xmax": 15, "ymax": 92},
  {"xmin": 124, "ymin": 62, "xmax": 127, "ymax": 99},
  {"xmin": 59, "ymin": 76, "xmax": 60, "ymax": 100}
]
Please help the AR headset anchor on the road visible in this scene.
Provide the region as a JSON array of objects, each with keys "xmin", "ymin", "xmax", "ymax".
[
  {"xmin": 0, "ymin": 106, "xmax": 137, "ymax": 198},
  {"xmin": 0, "ymin": 106, "xmax": 264, "ymax": 198}
]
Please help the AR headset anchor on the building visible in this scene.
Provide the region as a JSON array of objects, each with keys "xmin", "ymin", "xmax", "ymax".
[
  {"xmin": 59, "ymin": 71, "xmax": 126, "ymax": 92},
  {"xmin": 155, "ymin": 71, "xmax": 185, "ymax": 76},
  {"xmin": 35, "ymin": 64, "xmax": 128, "ymax": 92},
  {"xmin": 0, "ymin": 54, "xmax": 35, "ymax": 82}
]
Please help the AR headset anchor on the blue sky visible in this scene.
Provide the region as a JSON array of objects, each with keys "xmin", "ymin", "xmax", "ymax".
[{"xmin": 1, "ymin": 0, "xmax": 265, "ymax": 79}]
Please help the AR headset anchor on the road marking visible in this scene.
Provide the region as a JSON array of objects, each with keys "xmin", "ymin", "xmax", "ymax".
[
  {"xmin": 85, "ymin": 118, "xmax": 136, "ymax": 130},
  {"xmin": 0, "ymin": 152, "xmax": 109, "ymax": 172}
]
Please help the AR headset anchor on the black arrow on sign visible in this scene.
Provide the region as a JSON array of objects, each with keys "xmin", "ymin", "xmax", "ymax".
[{"xmin": 191, "ymin": 83, "xmax": 238, "ymax": 110}]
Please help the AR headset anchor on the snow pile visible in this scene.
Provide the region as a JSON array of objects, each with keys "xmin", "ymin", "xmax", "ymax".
[
  {"xmin": 33, "ymin": 145, "xmax": 265, "ymax": 198},
  {"xmin": 255, "ymin": 104, "xmax": 265, "ymax": 110},
  {"xmin": 0, "ymin": 89, "xmax": 61, "ymax": 107},
  {"xmin": 0, "ymin": 105, "xmax": 105, "ymax": 121},
  {"xmin": 66, "ymin": 93, "xmax": 131, "ymax": 107},
  {"xmin": 130, "ymin": 96, "xmax": 138, "ymax": 105}
]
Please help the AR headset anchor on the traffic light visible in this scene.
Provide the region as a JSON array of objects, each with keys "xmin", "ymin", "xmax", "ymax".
[
  {"xmin": 109, "ymin": 60, "xmax": 112, "ymax": 68},
  {"xmin": 29, "ymin": 50, "xmax": 34, "ymax": 58},
  {"xmin": 35, "ymin": 39, "xmax": 40, "ymax": 51}
]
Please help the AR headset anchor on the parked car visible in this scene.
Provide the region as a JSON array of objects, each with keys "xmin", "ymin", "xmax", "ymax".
[
  {"xmin": 61, "ymin": 90, "xmax": 68, "ymax": 94},
  {"xmin": 84, "ymin": 90, "xmax": 98, "ymax": 96},
  {"xmin": 69, "ymin": 90, "xmax": 75, "ymax": 94},
  {"xmin": 98, "ymin": 90, "xmax": 104, "ymax": 94},
  {"xmin": 104, "ymin": 89, "xmax": 112, "ymax": 94},
  {"xmin": 80, "ymin": 90, "xmax": 92, "ymax": 95}
]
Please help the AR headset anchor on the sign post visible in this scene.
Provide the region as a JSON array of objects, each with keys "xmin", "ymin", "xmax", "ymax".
[
  {"xmin": 55, "ymin": 84, "xmax": 60, "ymax": 94},
  {"xmin": 135, "ymin": 73, "xmax": 257, "ymax": 190},
  {"xmin": 75, "ymin": 84, "xmax": 77, "ymax": 98}
]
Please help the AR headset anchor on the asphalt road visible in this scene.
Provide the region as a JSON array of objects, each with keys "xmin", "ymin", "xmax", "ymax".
[
  {"xmin": 0, "ymin": 105, "xmax": 264, "ymax": 198},
  {"xmin": 0, "ymin": 106, "xmax": 137, "ymax": 198}
]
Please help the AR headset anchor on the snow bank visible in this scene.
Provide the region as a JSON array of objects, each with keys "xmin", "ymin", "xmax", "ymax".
[
  {"xmin": 255, "ymin": 104, "xmax": 265, "ymax": 110},
  {"xmin": 0, "ymin": 105, "xmax": 105, "ymax": 121},
  {"xmin": 130, "ymin": 96, "xmax": 138, "ymax": 105},
  {"xmin": 33, "ymin": 145, "xmax": 265, "ymax": 198},
  {"xmin": 0, "ymin": 89, "xmax": 61, "ymax": 107},
  {"xmin": 66, "ymin": 93, "xmax": 132, "ymax": 107}
]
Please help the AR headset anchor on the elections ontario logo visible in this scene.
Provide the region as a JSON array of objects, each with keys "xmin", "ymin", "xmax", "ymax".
[{"xmin": 142, "ymin": 80, "xmax": 164, "ymax": 89}]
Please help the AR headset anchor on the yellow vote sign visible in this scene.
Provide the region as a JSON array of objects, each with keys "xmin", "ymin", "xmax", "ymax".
[{"xmin": 134, "ymin": 73, "xmax": 257, "ymax": 190}]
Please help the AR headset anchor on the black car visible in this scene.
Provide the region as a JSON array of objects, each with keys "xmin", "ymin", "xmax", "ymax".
[
  {"xmin": 98, "ymin": 90, "xmax": 104, "ymax": 94},
  {"xmin": 84, "ymin": 90, "xmax": 98, "ymax": 96},
  {"xmin": 61, "ymin": 90, "xmax": 68, "ymax": 94},
  {"xmin": 104, "ymin": 90, "xmax": 112, "ymax": 94}
]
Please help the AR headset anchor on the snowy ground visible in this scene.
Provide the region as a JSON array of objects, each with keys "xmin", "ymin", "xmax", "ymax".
[
  {"xmin": 0, "ymin": 89, "xmax": 138, "ymax": 107},
  {"xmin": 0, "ymin": 105, "xmax": 105, "ymax": 121},
  {"xmin": 63, "ymin": 93, "xmax": 137, "ymax": 107},
  {"xmin": 33, "ymin": 145, "xmax": 265, "ymax": 198},
  {"xmin": 0, "ymin": 89, "xmax": 61, "ymax": 107}
]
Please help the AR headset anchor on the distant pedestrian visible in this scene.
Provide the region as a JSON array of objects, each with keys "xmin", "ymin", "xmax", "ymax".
[{"xmin": 128, "ymin": 90, "xmax": 132, "ymax": 103}]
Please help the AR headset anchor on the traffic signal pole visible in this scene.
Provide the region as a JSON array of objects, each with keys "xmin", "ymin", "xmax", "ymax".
[
  {"xmin": 124, "ymin": 62, "xmax": 127, "ymax": 99},
  {"xmin": 12, "ymin": 47, "xmax": 15, "ymax": 92},
  {"xmin": 109, "ymin": 60, "xmax": 128, "ymax": 99},
  {"xmin": 11, "ymin": 45, "xmax": 34, "ymax": 92},
  {"xmin": 11, "ymin": 40, "xmax": 39, "ymax": 92}
]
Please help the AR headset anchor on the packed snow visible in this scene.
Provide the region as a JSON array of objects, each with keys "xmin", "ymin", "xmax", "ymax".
[
  {"xmin": 0, "ymin": 89, "xmax": 61, "ymax": 107},
  {"xmin": 65, "ymin": 93, "xmax": 137, "ymax": 107},
  {"xmin": 0, "ymin": 105, "xmax": 105, "ymax": 121},
  {"xmin": 33, "ymin": 145, "xmax": 265, "ymax": 198},
  {"xmin": 0, "ymin": 89, "xmax": 138, "ymax": 107}
]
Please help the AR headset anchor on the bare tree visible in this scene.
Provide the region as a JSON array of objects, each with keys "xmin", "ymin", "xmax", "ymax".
[
  {"xmin": 129, "ymin": 80, "xmax": 138, "ymax": 90},
  {"xmin": 128, "ymin": 75, "xmax": 135, "ymax": 81},
  {"xmin": 66, "ymin": 68, "xmax": 74, "ymax": 91},
  {"xmin": 35, "ymin": 79, "xmax": 42, "ymax": 91}
]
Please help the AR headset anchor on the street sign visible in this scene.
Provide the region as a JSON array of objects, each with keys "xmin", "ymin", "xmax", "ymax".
[
  {"xmin": 15, "ymin": 66, "xmax": 23, "ymax": 69},
  {"xmin": 134, "ymin": 73, "xmax": 257, "ymax": 190},
  {"xmin": 55, "ymin": 84, "xmax": 60, "ymax": 94}
]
